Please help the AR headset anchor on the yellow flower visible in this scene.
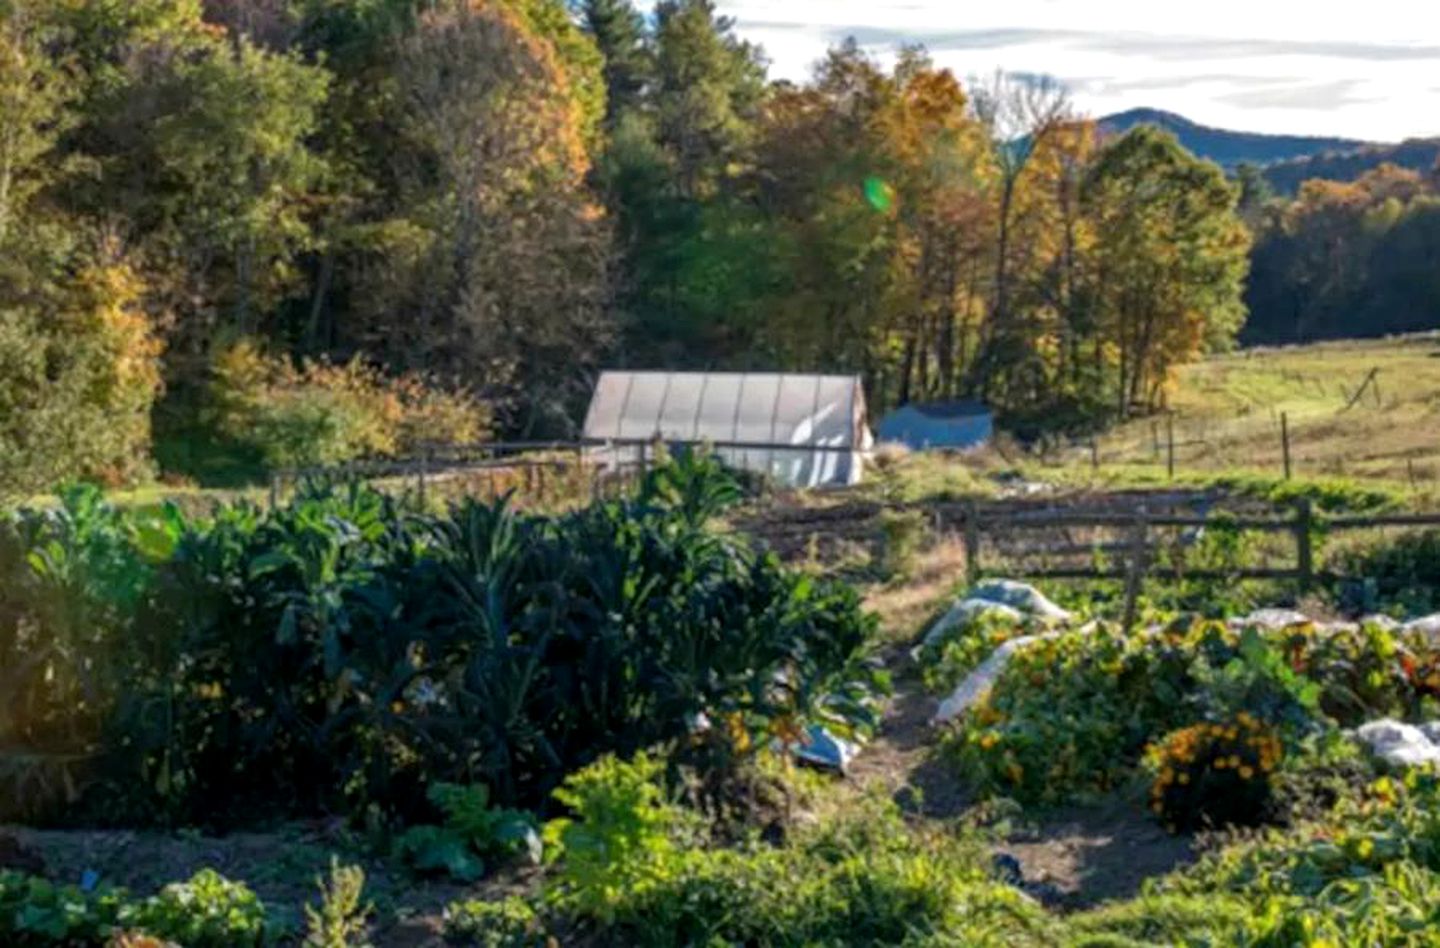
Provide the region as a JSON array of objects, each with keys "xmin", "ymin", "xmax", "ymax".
[
  {"xmin": 980, "ymin": 732, "xmax": 1000, "ymax": 750},
  {"xmin": 1006, "ymin": 762, "xmax": 1024, "ymax": 784},
  {"xmin": 1356, "ymin": 837, "xmax": 1375, "ymax": 859},
  {"xmin": 1151, "ymin": 801, "xmax": 1164, "ymax": 814},
  {"xmin": 1227, "ymin": 755, "xmax": 1241, "ymax": 769},
  {"xmin": 1239, "ymin": 766, "xmax": 1255, "ymax": 780},
  {"xmin": 1178, "ymin": 773, "xmax": 1190, "ymax": 785},
  {"xmin": 1214, "ymin": 757, "xmax": 1228, "ymax": 769}
]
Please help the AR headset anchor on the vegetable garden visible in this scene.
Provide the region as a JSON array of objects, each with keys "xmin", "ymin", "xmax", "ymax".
[{"xmin": 4, "ymin": 453, "xmax": 1440, "ymax": 944}]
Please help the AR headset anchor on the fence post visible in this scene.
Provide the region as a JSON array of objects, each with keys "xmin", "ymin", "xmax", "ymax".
[
  {"xmin": 963, "ymin": 501, "xmax": 981, "ymax": 587},
  {"xmin": 1166, "ymin": 415, "xmax": 1175, "ymax": 480},
  {"xmin": 1295, "ymin": 498, "xmax": 1313, "ymax": 591},
  {"xmin": 1122, "ymin": 506, "xmax": 1149, "ymax": 634},
  {"xmin": 1281, "ymin": 412, "xmax": 1292, "ymax": 481}
]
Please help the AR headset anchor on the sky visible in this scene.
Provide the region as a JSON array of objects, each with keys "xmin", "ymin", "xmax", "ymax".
[{"xmin": 708, "ymin": 1, "xmax": 1440, "ymax": 142}]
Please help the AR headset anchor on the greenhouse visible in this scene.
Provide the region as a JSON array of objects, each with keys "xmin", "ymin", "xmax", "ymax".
[{"xmin": 582, "ymin": 370, "xmax": 873, "ymax": 487}]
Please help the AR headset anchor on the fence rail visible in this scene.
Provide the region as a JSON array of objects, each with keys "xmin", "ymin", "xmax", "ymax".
[{"xmin": 267, "ymin": 438, "xmax": 1440, "ymax": 601}]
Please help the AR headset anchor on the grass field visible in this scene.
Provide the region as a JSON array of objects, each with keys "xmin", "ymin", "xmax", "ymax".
[{"xmin": 1087, "ymin": 333, "xmax": 1440, "ymax": 485}]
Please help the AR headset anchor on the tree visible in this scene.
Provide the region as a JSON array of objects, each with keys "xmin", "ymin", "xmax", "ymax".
[
  {"xmin": 651, "ymin": 0, "xmax": 764, "ymax": 199},
  {"xmin": 966, "ymin": 71, "xmax": 1073, "ymax": 400},
  {"xmin": 577, "ymin": 0, "xmax": 650, "ymax": 125},
  {"xmin": 1083, "ymin": 126, "xmax": 1249, "ymax": 415},
  {"xmin": 357, "ymin": 0, "xmax": 612, "ymax": 435},
  {"xmin": 0, "ymin": 2, "xmax": 72, "ymax": 245}
]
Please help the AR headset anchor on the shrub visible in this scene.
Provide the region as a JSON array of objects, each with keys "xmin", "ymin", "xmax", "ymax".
[
  {"xmin": 1336, "ymin": 529, "xmax": 1440, "ymax": 615},
  {"xmin": 1145, "ymin": 714, "xmax": 1283, "ymax": 832},
  {"xmin": 206, "ymin": 339, "xmax": 488, "ymax": 474},
  {"xmin": 0, "ymin": 259, "xmax": 161, "ymax": 495}
]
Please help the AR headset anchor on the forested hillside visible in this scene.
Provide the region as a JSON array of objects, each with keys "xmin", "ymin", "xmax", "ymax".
[
  {"xmin": 0, "ymin": 0, "xmax": 1255, "ymax": 491},
  {"xmin": 1262, "ymin": 138, "xmax": 1440, "ymax": 195},
  {"xmin": 1243, "ymin": 164, "xmax": 1440, "ymax": 345}
]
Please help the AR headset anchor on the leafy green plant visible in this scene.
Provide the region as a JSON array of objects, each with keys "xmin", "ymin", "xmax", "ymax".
[
  {"xmin": 442, "ymin": 897, "xmax": 548, "ymax": 948},
  {"xmin": 544, "ymin": 753, "xmax": 693, "ymax": 923},
  {"xmin": 123, "ymin": 869, "xmax": 267, "ymax": 948},
  {"xmin": 944, "ymin": 617, "xmax": 1440, "ymax": 807},
  {"xmin": 397, "ymin": 784, "xmax": 539, "ymax": 882},
  {"xmin": 0, "ymin": 871, "xmax": 125, "ymax": 945},
  {"xmin": 535, "ymin": 758, "xmax": 1057, "ymax": 947},
  {"xmin": 0, "ymin": 452, "xmax": 882, "ymax": 829}
]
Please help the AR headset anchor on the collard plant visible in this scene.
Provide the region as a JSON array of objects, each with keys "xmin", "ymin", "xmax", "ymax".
[{"xmin": 0, "ymin": 485, "xmax": 181, "ymax": 820}]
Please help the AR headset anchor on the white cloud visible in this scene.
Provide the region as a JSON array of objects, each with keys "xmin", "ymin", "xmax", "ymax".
[{"xmin": 704, "ymin": 1, "xmax": 1440, "ymax": 141}]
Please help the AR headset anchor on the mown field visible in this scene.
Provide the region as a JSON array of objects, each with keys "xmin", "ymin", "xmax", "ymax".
[{"xmin": 6, "ymin": 449, "xmax": 1440, "ymax": 946}]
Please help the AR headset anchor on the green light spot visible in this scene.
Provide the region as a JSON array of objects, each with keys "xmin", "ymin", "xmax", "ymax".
[{"xmin": 863, "ymin": 176, "xmax": 895, "ymax": 212}]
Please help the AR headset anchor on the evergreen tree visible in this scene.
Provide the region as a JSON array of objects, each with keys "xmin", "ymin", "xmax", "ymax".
[{"xmin": 578, "ymin": 0, "xmax": 650, "ymax": 125}]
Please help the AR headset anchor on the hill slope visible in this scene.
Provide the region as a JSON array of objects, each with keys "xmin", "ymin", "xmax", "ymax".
[
  {"xmin": 1098, "ymin": 108, "xmax": 1371, "ymax": 170},
  {"xmin": 1263, "ymin": 138, "xmax": 1440, "ymax": 194}
]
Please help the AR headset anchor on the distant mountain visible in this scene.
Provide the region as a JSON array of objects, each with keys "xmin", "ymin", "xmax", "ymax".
[
  {"xmin": 1097, "ymin": 108, "xmax": 1371, "ymax": 170},
  {"xmin": 1097, "ymin": 108, "xmax": 1440, "ymax": 194}
]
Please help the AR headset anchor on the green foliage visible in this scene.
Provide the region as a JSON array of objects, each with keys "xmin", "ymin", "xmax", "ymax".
[
  {"xmin": 530, "ymin": 759, "xmax": 1058, "ymax": 946},
  {"xmin": 0, "ymin": 484, "xmax": 182, "ymax": 819},
  {"xmin": 443, "ymin": 897, "xmax": 548, "ymax": 948},
  {"xmin": 0, "ymin": 868, "xmax": 267, "ymax": 947},
  {"xmin": 1, "ymin": 454, "xmax": 883, "ymax": 828},
  {"xmin": 201, "ymin": 339, "xmax": 488, "ymax": 477},
  {"xmin": 125, "ymin": 869, "xmax": 267, "ymax": 948},
  {"xmin": 941, "ymin": 618, "xmax": 1440, "ymax": 808},
  {"xmin": 877, "ymin": 508, "xmax": 927, "ymax": 580},
  {"xmin": 397, "ymin": 784, "xmax": 539, "ymax": 882},
  {"xmin": 303, "ymin": 859, "xmax": 372, "ymax": 948},
  {"xmin": 0, "ymin": 871, "xmax": 125, "ymax": 946},
  {"xmin": 917, "ymin": 611, "xmax": 1029, "ymax": 697},
  {"xmin": 544, "ymin": 752, "xmax": 692, "ymax": 923},
  {"xmin": 1337, "ymin": 528, "xmax": 1440, "ymax": 615}
]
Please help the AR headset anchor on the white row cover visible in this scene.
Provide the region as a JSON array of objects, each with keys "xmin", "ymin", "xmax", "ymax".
[{"xmin": 582, "ymin": 370, "xmax": 872, "ymax": 487}]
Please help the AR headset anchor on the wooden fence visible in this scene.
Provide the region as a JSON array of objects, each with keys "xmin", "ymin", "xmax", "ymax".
[{"xmin": 942, "ymin": 500, "xmax": 1440, "ymax": 585}]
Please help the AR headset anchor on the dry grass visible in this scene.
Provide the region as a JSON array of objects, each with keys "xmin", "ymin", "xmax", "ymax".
[
  {"xmin": 1094, "ymin": 333, "xmax": 1440, "ymax": 485},
  {"xmin": 864, "ymin": 536, "xmax": 969, "ymax": 644}
]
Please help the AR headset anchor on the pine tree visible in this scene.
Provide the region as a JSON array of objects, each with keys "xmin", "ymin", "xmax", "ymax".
[{"xmin": 578, "ymin": 0, "xmax": 650, "ymax": 125}]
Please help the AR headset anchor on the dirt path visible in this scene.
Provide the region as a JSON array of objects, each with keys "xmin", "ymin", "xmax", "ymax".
[{"xmin": 848, "ymin": 644, "xmax": 1195, "ymax": 908}]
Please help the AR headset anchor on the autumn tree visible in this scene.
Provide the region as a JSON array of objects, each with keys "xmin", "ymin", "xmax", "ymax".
[
  {"xmin": 1083, "ymin": 126, "xmax": 1249, "ymax": 415},
  {"xmin": 358, "ymin": 0, "xmax": 612, "ymax": 435},
  {"xmin": 0, "ymin": 5, "xmax": 162, "ymax": 491}
]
